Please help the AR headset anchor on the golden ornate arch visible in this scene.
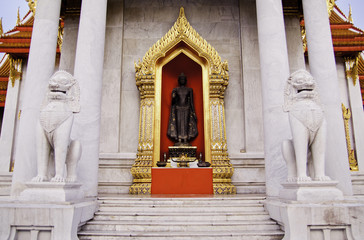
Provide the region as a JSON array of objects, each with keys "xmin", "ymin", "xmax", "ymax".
[{"xmin": 130, "ymin": 7, "xmax": 235, "ymax": 195}]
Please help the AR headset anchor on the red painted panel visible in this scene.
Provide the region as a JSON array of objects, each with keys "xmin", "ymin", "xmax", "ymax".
[
  {"xmin": 160, "ymin": 53, "xmax": 204, "ymax": 160},
  {"xmin": 151, "ymin": 168, "xmax": 213, "ymax": 194}
]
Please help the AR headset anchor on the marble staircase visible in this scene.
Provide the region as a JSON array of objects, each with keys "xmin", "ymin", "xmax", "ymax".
[{"xmin": 78, "ymin": 194, "xmax": 284, "ymax": 240}]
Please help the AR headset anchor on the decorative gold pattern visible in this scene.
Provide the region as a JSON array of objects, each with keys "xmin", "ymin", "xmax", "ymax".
[
  {"xmin": 58, "ymin": 21, "xmax": 64, "ymax": 51},
  {"xmin": 0, "ymin": 81, "xmax": 7, "ymax": 90},
  {"xmin": 9, "ymin": 57, "xmax": 22, "ymax": 87},
  {"xmin": 135, "ymin": 7, "xmax": 229, "ymax": 94},
  {"xmin": 130, "ymin": 98, "xmax": 154, "ymax": 194},
  {"xmin": 326, "ymin": 0, "xmax": 336, "ymax": 17},
  {"xmin": 301, "ymin": 25, "xmax": 307, "ymax": 53},
  {"xmin": 341, "ymin": 103, "xmax": 358, "ymax": 171},
  {"xmin": 345, "ymin": 54, "xmax": 359, "ymax": 86},
  {"xmin": 131, "ymin": 7, "xmax": 235, "ymax": 195},
  {"xmin": 26, "ymin": 0, "xmax": 37, "ymax": 15}
]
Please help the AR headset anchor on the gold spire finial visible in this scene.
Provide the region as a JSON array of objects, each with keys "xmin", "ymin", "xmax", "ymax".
[
  {"xmin": 179, "ymin": 7, "xmax": 185, "ymax": 18},
  {"xmin": 16, "ymin": 7, "xmax": 21, "ymax": 26},
  {"xmin": 0, "ymin": 18, "xmax": 3, "ymax": 36},
  {"xmin": 348, "ymin": 4, "xmax": 353, "ymax": 23}
]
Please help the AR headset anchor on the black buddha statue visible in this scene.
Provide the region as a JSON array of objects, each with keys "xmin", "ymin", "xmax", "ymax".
[{"xmin": 167, "ymin": 73, "xmax": 198, "ymax": 145}]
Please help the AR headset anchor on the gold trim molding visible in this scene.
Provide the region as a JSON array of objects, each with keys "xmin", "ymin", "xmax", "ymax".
[
  {"xmin": 341, "ymin": 103, "xmax": 358, "ymax": 171},
  {"xmin": 130, "ymin": 7, "xmax": 235, "ymax": 195}
]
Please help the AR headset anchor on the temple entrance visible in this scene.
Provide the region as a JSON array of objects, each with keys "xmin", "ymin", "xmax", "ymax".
[{"xmin": 130, "ymin": 7, "xmax": 235, "ymax": 195}]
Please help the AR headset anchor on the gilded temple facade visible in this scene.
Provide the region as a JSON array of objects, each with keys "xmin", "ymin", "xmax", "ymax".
[{"xmin": 0, "ymin": 0, "xmax": 364, "ymax": 239}]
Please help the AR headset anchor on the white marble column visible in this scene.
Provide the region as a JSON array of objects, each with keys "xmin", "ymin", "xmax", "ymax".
[
  {"xmin": 0, "ymin": 61, "xmax": 22, "ymax": 174},
  {"xmin": 256, "ymin": 0, "xmax": 291, "ymax": 197},
  {"xmin": 285, "ymin": 16, "xmax": 306, "ymax": 72},
  {"xmin": 73, "ymin": 0, "xmax": 108, "ymax": 197},
  {"xmin": 347, "ymin": 75, "xmax": 364, "ymax": 171},
  {"xmin": 302, "ymin": 0, "xmax": 352, "ymax": 195},
  {"xmin": 11, "ymin": 0, "xmax": 62, "ymax": 196},
  {"xmin": 59, "ymin": 15, "xmax": 80, "ymax": 74}
]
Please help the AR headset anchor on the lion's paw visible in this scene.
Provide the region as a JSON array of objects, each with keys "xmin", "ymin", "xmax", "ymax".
[
  {"xmin": 296, "ymin": 176, "xmax": 312, "ymax": 182},
  {"xmin": 287, "ymin": 177, "xmax": 297, "ymax": 183},
  {"xmin": 65, "ymin": 176, "xmax": 77, "ymax": 183},
  {"xmin": 314, "ymin": 175, "xmax": 331, "ymax": 181},
  {"xmin": 51, "ymin": 175, "xmax": 65, "ymax": 183},
  {"xmin": 32, "ymin": 175, "xmax": 48, "ymax": 182}
]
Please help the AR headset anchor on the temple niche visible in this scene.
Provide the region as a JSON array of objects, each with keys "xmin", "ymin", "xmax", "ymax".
[{"xmin": 130, "ymin": 8, "xmax": 235, "ymax": 195}]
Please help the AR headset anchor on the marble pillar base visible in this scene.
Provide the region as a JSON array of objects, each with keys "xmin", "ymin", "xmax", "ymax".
[
  {"xmin": 0, "ymin": 199, "xmax": 97, "ymax": 240},
  {"xmin": 279, "ymin": 181, "xmax": 344, "ymax": 202},
  {"xmin": 265, "ymin": 198, "xmax": 364, "ymax": 240},
  {"xmin": 19, "ymin": 182, "xmax": 84, "ymax": 202}
]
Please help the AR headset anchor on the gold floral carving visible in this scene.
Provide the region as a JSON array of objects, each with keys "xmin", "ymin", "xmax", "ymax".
[
  {"xmin": 345, "ymin": 55, "xmax": 359, "ymax": 86},
  {"xmin": 131, "ymin": 7, "xmax": 235, "ymax": 195},
  {"xmin": 135, "ymin": 7, "xmax": 229, "ymax": 98},
  {"xmin": 341, "ymin": 103, "xmax": 358, "ymax": 171},
  {"xmin": 9, "ymin": 57, "xmax": 22, "ymax": 87}
]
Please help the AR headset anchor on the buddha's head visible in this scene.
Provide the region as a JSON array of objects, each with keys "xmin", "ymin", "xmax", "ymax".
[{"xmin": 178, "ymin": 72, "xmax": 187, "ymax": 86}]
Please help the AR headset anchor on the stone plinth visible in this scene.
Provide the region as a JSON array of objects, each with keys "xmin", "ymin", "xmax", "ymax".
[
  {"xmin": 19, "ymin": 182, "xmax": 84, "ymax": 202},
  {"xmin": 0, "ymin": 199, "xmax": 97, "ymax": 240},
  {"xmin": 279, "ymin": 181, "xmax": 344, "ymax": 203},
  {"xmin": 265, "ymin": 197, "xmax": 364, "ymax": 240}
]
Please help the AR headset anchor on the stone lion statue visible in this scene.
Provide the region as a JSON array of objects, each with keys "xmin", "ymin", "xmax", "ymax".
[
  {"xmin": 32, "ymin": 70, "xmax": 81, "ymax": 183},
  {"xmin": 282, "ymin": 69, "xmax": 330, "ymax": 182}
]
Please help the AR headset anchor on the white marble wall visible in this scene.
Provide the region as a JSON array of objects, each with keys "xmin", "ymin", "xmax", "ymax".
[{"xmin": 102, "ymin": 0, "xmax": 246, "ymax": 155}]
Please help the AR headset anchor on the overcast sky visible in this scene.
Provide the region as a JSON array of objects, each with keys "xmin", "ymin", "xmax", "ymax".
[{"xmin": 0, "ymin": 0, "xmax": 363, "ymax": 59}]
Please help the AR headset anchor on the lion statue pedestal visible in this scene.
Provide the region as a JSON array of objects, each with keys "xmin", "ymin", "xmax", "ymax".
[
  {"xmin": 20, "ymin": 70, "xmax": 83, "ymax": 202},
  {"xmin": 279, "ymin": 69, "xmax": 343, "ymax": 202}
]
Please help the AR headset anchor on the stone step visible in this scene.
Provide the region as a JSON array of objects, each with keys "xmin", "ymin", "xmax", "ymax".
[
  {"xmin": 98, "ymin": 198, "xmax": 265, "ymax": 205},
  {"xmin": 78, "ymin": 195, "xmax": 284, "ymax": 240},
  {"xmin": 97, "ymin": 204, "xmax": 265, "ymax": 213},
  {"xmin": 81, "ymin": 220, "xmax": 281, "ymax": 232},
  {"xmin": 93, "ymin": 211, "xmax": 271, "ymax": 221},
  {"xmin": 98, "ymin": 195, "xmax": 266, "ymax": 202},
  {"xmin": 78, "ymin": 230, "xmax": 284, "ymax": 240}
]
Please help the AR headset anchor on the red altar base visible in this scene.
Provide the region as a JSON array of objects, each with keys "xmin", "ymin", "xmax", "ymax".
[{"xmin": 151, "ymin": 168, "xmax": 213, "ymax": 194}]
